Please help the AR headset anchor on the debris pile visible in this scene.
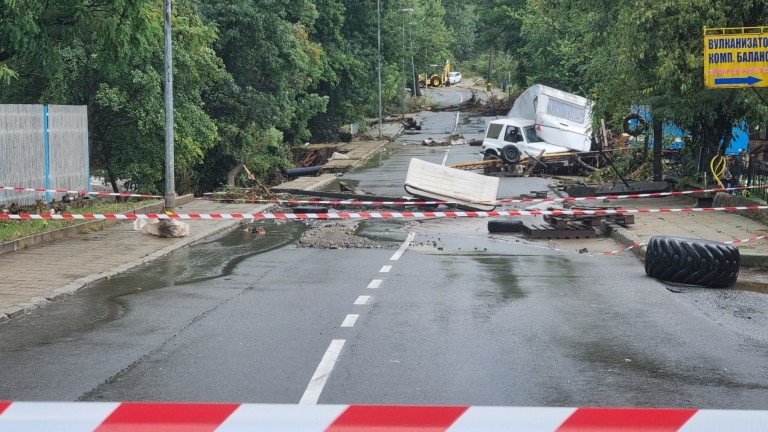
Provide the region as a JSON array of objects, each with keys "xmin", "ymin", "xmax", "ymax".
[{"xmin": 295, "ymin": 221, "xmax": 396, "ymax": 249}]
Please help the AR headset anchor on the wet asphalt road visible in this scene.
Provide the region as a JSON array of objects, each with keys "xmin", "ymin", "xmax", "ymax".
[{"xmin": 0, "ymin": 103, "xmax": 767, "ymax": 409}]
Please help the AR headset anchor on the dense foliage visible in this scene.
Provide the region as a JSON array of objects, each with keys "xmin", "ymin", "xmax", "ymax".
[{"xmin": 2, "ymin": 0, "xmax": 767, "ymax": 193}]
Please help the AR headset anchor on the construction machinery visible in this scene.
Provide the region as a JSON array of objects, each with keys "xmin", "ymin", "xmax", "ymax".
[{"xmin": 418, "ymin": 59, "xmax": 451, "ymax": 88}]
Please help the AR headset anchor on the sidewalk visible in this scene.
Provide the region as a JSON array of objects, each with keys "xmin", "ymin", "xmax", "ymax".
[
  {"xmin": 0, "ymin": 199, "xmax": 270, "ymax": 322},
  {"xmin": 599, "ymin": 196, "xmax": 768, "ymax": 266}
]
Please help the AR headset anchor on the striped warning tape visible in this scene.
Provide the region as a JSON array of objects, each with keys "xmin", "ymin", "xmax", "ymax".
[
  {"xmin": 0, "ymin": 185, "xmax": 162, "ymax": 199},
  {"xmin": 1, "ymin": 402, "xmax": 767, "ymax": 431},
  {"xmin": 2, "ymin": 205, "xmax": 768, "ymax": 220},
  {"xmin": 203, "ymin": 185, "xmax": 766, "ymax": 206},
  {"xmin": 4, "ymin": 184, "xmax": 764, "ymax": 205}
]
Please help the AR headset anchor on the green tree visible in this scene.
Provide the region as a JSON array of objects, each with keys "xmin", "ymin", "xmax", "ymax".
[
  {"xmin": 1, "ymin": 0, "xmax": 227, "ymax": 194},
  {"xmin": 194, "ymin": 0, "xmax": 327, "ymax": 190},
  {"xmin": 306, "ymin": 0, "xmax": 373, "ymax": 142},
  {"xmin": 443, "ymin": 0, "xmax": 479, "ymax": 62},
  {"xmin": 586, "ymin": 0, "xmax": 768, "ymax": 165}
]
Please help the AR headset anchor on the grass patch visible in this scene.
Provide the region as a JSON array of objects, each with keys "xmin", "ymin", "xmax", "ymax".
[{"xmin": 0, "ymin": 200, "xmax": 161, "ymax": 243}]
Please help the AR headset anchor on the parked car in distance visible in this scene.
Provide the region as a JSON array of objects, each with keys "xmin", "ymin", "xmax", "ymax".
[{"xmin": 448, "ymin": 71, "xmax": 462, "ymax": 84}]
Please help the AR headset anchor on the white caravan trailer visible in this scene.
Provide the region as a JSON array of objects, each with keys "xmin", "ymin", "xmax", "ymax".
[{"xmin": 508, "ymin": 84, "xmax": 593, "ymax": 153}]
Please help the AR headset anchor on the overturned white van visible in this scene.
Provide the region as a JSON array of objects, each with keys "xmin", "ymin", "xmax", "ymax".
[{"xmin": 481, "ymin": 85, "xmax": 594, "ymax": 163}]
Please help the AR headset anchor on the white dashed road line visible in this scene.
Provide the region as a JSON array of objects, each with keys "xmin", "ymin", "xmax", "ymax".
[
  {"xmin": 341, "ymin": 314, "xmax": 359, "ymax": 328},
  {"xmin": 389, "ymin": 232, "xmax": 415, "ymax": 261},
  {"xmin": 302, "ymin": 232, "xmax": 415, "ymax": 404},
  {"xmin": 453, "ymin": 111, "xmax": 461, "ymax": 134},
  {"xmin": 299, "ymin": 339, "xmax": 346, "ymax": 405}
]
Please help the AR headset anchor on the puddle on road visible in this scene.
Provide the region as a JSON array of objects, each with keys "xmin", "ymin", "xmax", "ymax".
[
  {"xmin": 355, "ymin": 220, "xmax": 410, "ymax": 243},
  {"xmin": 472, "ymin": 255, "xmax": 526, "ymax": 301},
  {"xmin": 0, "ymin": 221, "xmax": 305, "ymax": 350}
]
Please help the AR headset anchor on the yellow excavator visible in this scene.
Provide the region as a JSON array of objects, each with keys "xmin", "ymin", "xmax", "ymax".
[{"xmin": 418, "ymin": 59, "xmax": 451, "ymax": 88}]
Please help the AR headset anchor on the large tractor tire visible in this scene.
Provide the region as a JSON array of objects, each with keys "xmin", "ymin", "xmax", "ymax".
[
  {"xmin": 430, "ymin": 76, "xmax": 442, "ymax": 87},
  {"xmin": 500, "ymin": 145, "xmax": 522, "ymax": 164},
  {"xmin": 644, "ymin": 236, "xmax": 739, "ymax": 288}
]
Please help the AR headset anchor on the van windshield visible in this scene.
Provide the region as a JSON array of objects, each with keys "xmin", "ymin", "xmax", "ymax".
[{"xmin": 524, "ymin": 125, "xmax": 545, "ymax": 143}]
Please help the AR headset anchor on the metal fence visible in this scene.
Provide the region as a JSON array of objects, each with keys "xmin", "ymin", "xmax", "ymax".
[
  {"xmin": 745, "ymin": 149, "xmax": 768, "ymax": 202},
  {"xmin": 698, "ymin": 144, "xmax": 768, "ymax": 201},
  {"xmin": 0, "ymin": 104, "xmax": 89, "ymax": 207}
]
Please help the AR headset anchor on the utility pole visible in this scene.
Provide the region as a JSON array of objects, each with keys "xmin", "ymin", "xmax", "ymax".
[{"xmin": 163, "ymin": 0, "xmax": 175, "ymax": 212}]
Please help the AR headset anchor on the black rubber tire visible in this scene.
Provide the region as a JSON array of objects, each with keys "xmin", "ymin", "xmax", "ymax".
[
  {"xmin": 430, "ymin": 76, "xmax": 441, "ymax": 87},
  {"xmin": 500, "ymin": 145, "xmax": 521, "ymax": 164},
  {"xmin": 293, "ymin": 206, "xmax": 328, "ymax": 214},
  {"xmin": 644, "ymin": 236, "xmax": 739, "ymax": 288},
  {"xmin": 622, "ymin": 113, "xmax": 648, "ymax": 137},
  {"xmin": 488, "ymin": 219, "xmax": 524, "ymax": 233}
]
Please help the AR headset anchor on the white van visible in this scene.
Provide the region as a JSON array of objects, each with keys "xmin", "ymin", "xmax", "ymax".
[
  {"xmin": 480, "ymin": 118, "xmax": 574, "ymax": 163},
  {"xmin": 508, "ymin": 84, "xmax": 593, "ymax": 152}
]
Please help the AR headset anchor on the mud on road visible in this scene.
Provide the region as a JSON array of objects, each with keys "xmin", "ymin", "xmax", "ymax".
[{"xmin": 295, "ymin": 220, "xmax": 397, "ymax": 250}]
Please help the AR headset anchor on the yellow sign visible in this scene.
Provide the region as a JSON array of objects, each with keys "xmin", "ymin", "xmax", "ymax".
[{"xmin": 704, "ymin": 26, "xmax": 768, "ymax": 88}]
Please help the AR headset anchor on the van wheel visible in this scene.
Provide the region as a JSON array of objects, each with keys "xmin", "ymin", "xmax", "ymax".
[
  {"xmin": 500, "ymin": 145, "xmax": 521, "ymax": 164},
  {"xmin": 644, "ymin": 236, "xmax": 739, "ymax": 288}
]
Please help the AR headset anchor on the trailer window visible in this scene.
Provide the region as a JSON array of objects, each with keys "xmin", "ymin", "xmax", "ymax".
[
  {"xmin": 486, "ymin": 123, "xmax": 503, "ymax": 139},
  {"xmin": 546, "ymin": 98, "xmax": 585, "ymax": 123}
]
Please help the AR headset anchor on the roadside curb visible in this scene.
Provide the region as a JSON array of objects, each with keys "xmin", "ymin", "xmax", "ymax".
[{"xmin": 604, "ymin": 222, "xmax": 646, "ymax": 261}]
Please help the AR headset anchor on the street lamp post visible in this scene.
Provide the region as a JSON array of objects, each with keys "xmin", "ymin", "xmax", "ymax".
[
  {"xmin": 376, "ymin": 0, "xmax": 382, "ymax": 138},
  {"xmin": 400, "ymin": 8, "xmax": 413, "ymax": 119},
  {"xmin": 409, "ymin": 22, "xmax": 417, "ymax": 98},
  {"xmin": 163, "ymin": 0, "xmax": 175, "ymax": 212}
]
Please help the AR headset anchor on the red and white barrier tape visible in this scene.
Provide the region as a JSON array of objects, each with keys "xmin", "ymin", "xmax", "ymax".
[
  {"xmin": 0, "ymin": 186, "xmax": 162, "ymax": 199},
  {"xmin": 203, "ymin": 185, "xmax": 767, "ymax": 206},
  {"xmin": 2, "ymin": 205, "xmax": 768, "ymax": 220},
  {"xmin": 1, "ymin": 402, "xmax": 767, "ymax": 431},
  {"xmin": 5, "ymin": 184, "xmax": 764, "ymax": 205}
]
